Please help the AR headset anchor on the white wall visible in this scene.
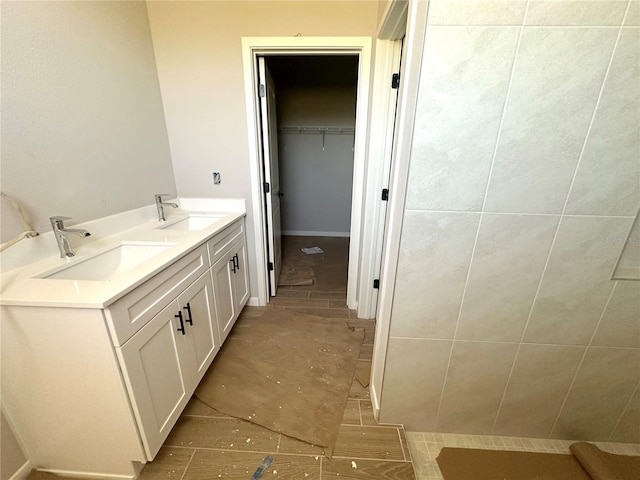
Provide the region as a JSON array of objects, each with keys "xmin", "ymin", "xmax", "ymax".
[
  {"xmin": 379, "ymin": 0, "xmax": 640, "ymax": 443},
  {"xmin": 1, "ymin": 411, "xmax": 26, "ymax": 480},
  {"xmin": 146, "ymin": 0, "xmax": 379, "ymax": 298},
  {"xmin": 0, "ymin": 1, "xmax": 176, "ymax": 244},
  {"xmin": 274, "ymin": 61, "xmax": 357, "ymax": 236}
]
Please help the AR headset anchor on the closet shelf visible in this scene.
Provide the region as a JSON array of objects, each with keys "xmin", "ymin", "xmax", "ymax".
[{"xmin": 279, "ymin": 126, "xmax": 355, "ymax": 135}]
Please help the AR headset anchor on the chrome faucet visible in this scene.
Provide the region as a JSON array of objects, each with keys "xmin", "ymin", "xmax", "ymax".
[
  {"xmin": 49, "ymin": 216, "xmax": 91, "ymax": 258},
  {"xmin": 155, "ymin": 194, "xmax": 178, "ymax": 222}
]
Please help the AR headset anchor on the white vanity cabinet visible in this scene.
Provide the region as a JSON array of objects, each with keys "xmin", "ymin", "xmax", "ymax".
[
  {"xmin": 115, "ymin": 272, "xmax": 220, "ymax": 459},
  {"xmin": 0, "ymin": 216, "xmax": 249, "ymax": 478}
]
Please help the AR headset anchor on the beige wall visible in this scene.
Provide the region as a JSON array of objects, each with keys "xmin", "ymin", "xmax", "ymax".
[
  {"xmin": 146, "ymin": 0, "xmax": 379, "ymax": 298},
  {"xmin": 0, "ymin": 1, "xmax": 176, "ymax": 243},
  {"xmin": 1, "ymin": 411, "xmax": 27, "ymax": 480},
  {"xmin": 380, "ymin": 0, "xmax": 640, "ymax": 443}
]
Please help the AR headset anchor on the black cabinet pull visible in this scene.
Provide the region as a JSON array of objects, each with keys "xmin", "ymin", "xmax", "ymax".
[
  {"xmin": 230, "ymin": 257, "xmax": 237, "ymax": 273},
  {"xmin": 183, "ymin": 302, "xmax": 193, "ymax": 326},
  {"xmin": 175, "ymin": 311, "xmax": 186, "ymax": 335},
  {"xmin": 233, "ymin": 253, "xmax": 239, "ymax": 272}
]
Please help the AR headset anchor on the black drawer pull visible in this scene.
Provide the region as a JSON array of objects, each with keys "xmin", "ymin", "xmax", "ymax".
[
  {"xmin": 183, "ymin": 302, "xmax": 193, "ymax": 326},
  {"xmin": 233, "ymin": 253, "xmax": 239, "ymax": 272},
  {"xmin": 175, "ymin": 311, "xmax": 186, "ymax": 335}
]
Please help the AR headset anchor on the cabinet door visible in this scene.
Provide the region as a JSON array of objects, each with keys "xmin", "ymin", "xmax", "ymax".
[
  {"xmin": 232, "ymin": 240, "xmax": 250, "ymax": 312},
  {"xmin": 211, "ymin": 254, "xmax": 236, "ymax": 343},
  {"xmin": 178, "ymin": 273, "xmax": 220, "ymax": 387},
  {"xmin": 116, "ymin": 302, "xmax": 191, "ymax": 460}
]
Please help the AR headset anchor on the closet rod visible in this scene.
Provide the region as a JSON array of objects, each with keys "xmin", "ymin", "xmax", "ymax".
[{"xmin": 279, "ymin": 126, "xmax": 355, "ymax": 135}]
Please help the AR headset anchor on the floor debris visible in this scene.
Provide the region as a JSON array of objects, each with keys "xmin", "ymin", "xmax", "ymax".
[
  {"xmin": 250, "ymin": 455, "xmax": 274, "ymax": 480},
  {"xmin": 301, "ymin": 246, "xmax": 323, "ymax": 254}
]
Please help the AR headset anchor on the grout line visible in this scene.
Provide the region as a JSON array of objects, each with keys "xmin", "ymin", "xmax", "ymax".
[
  {"xmin": 403, "ymin": 209, "xmax": 636, "ymax": 219},
  {"xmin": 331, "ymin": 456, "xmax": 412, "ymax": 463},
  {"xmin": 548, "ymin": 346, "xmax": 591, "ymax": 439},
  {"xmin": 397, "ymin": 427, "xmax": 407, "ymax": 461},
  {"xmin": 276, "ymin": 433, "xmax": 282, "ymax": 453},
  {"xmin": 426, "ymin": 25, "xmax": 626, "ymax": 29},
  {"xmin": 178, "ymin": 448, "xmax": 197, "ymax": 480},
  {"xmin": 540, "ymin": 5, "xmax": 630, "ymax": 440},
  {"xmin": 319, "ymin": 456, "xmax": 323, "ymax": 478},
  {"xmin": 357, "ymin": 399, "xmax": 364, "ymax": 426},
  {"xmin": 608, "ymin": 380, "xmax": 640, "ymax": 442}
]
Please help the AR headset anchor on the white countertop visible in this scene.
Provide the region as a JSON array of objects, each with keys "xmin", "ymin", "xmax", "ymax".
[{"xmin": 0, "ymin": 198, "xmax": 246, "ymax": 309}]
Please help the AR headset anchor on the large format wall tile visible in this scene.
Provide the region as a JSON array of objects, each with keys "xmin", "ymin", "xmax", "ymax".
[
  {"xmin": 551, "ymin": 347, "xmax": 640, "ymax": 441},
  {"xmin": 456, "ymin": 214, "xmax": 558, "ymax": 342},
  {"xmin": 565, "ymin": 29, "xmax": 640, "ymax": 216},
  {"xmin": 390, "ymin": 212, "xmax": 479, "ymax": 339},
  {"xmin": 405, "ymin": 27, "xmax": 518, "ymax": 212},
  {"xmin": 379, "ymin": 338, "xmax": 452, "ymax": 431},
  {"xmin": 526, "ymin": 0, "xmax": 628, "ymax": 26},
  {"xmin": 484, "ymin": 28, "xmax": 617, "ymax": 214},
  {"xmin": 493, "ymin": 344, "xmax": 584, "ymax": 437},
  {"xmin": 626, "ymin": 0, "xmax": 640, "ymax": 26},
  {"xmin": 610, "ymin": 385, "xmax": 640, "ymax": 444},
  {"xmin": 591, "ymin": 281, "xmax": 640, "ymax": 348},
  {"xmin": 523, "ymin": 216, "xmax": 633, "ymax": 345},
  {"xmin": 426, "ymin": 0, "xmax": 527, "ymax": 25},
  {"xmin": 436, "ymin": 341, "xmax": 518, "ymax": 434}
]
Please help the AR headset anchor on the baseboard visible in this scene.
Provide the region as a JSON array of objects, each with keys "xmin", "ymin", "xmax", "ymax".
[
  {"xmin": 370, "ymin": 384, "xmax": 380, "ymax": 422},
  {"xmin": 282, "ymin": 230, "xmax": 350, "ymax": 238},
  {"xmin": 9, "ymin": 460, "xmax": 33, "ymax": 480},
  {"xmin": 36, "ymin": 468, "xmax": 136, "ymax": 480},
  {"xmin": 246, "ymin": 296, "xmax": 262, "ymax": 307}
]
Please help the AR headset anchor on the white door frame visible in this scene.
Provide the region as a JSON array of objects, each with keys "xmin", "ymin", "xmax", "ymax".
[
  {"xmin": 370, "ymin": 0, "xmax": 431, "ymax": 417},
  {"xmin": 241, "ymin": 37, "xmax": 371, "ymax": 308}
]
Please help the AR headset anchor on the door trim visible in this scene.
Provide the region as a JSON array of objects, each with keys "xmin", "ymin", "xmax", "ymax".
[
  {"xmin": 370, "ymin": 0, "xmax": 431, "ymax": 418},
  {"xmin": 241, "ymin": 37, "xmax": 372, "ymax": 308}
]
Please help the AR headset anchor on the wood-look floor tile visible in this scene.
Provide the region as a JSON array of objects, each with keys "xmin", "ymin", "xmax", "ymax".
[
  {"xmin": 349, "ymin": 378, "xmax": 371, "ymax": 400},
  {"xmin": 359, "ymin": 344, "xmax": 373, "ymax": 360},
  {"xmin": 270, "ymin": 297, "xmax": 330, "ymax": 308},
  {"xmin": 164, "ymin": 416, "xmax": 279, "ymax": 451},
  {"xmin": 282, "ymin": 307, "xmax": 350, "ymax": 318},
  {"xmin": 333, "ymin": 425, "xmax": 405, "ymax": 461},
  {"xmin": 328, "ymin": 300, "xmax": 348, "ymax": 308},
  {"xmin": 138, "ymin": 447, "xmax": 195, "ymax": 479},
  {"xmin": 310, "ymin": 292, "xmax": 348, "ymax": 301},
  {"xmin": 322, "ymin": 458, "xmax": 416, "ymax": 479},
  {"xmin": 342, "ymin": 399, "xmax": 362, "ymax": 425},
  {"xmin": 363, "ymin": 330, "xmax": 375, "ymax": 345},
  {"xmin": 359, "ymin": 401, "xmax": 378, "ymax": 426},
  {"xmin": 183, "ymin": 450, "xmax": 321, "ymax": 480},
  {"xmin": 277, "ymin": 432, "xmax": 326, "ymax": 456},
  {"xmin": 347, "ymin": 319, "xmax": 376, "ymax": 332},
  {"xmin": 182, "ymin": 397, "xmax": 229, "ymax": 418},
  {"xmin": 275, "ymin": 290, "xmax": 311, "ymax": 299}
]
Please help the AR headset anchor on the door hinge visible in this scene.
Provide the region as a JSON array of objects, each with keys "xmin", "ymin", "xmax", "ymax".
[
  {"xmin": 391, "ymin": 73, "xmax": 400, "ymax": 89},
  {"xmin": 268, "ymin": 262, "xmax": 274, "ymax": 271},
  {"xmin": 259, "ymin": 84, "xmax": 266, "ymax": 97},
  {"xmin": 373, "ymin": 279, "xmax": 380, "ymax": 289},
  {"xmin": 382, "ymin": 188, "xmax": 389, "ymax": 201},
  {"xmin": 264, "ymin": 182, "xmax": 270, "ymax": 194}
]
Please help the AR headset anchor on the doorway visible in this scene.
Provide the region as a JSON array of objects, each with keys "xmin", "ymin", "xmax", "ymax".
[
  {"xmin": 264, "ymin": 55, "xmax": 358, "ymax": 296},
  {"xmin": 241, "ymin": 37, "xmax": 372, "ymax": 310}
]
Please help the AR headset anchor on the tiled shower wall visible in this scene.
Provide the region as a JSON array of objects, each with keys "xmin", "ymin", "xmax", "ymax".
[{"xmin": 379, "ymin": 0, "xmax": 640, "ymax": 443}]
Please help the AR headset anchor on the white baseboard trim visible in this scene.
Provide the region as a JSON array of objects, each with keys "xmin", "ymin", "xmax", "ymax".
[
  {"xmin": 246, "ymin": 296, "xmax": 263, "ymax": 307},
  {"xmin": 370, "ymin": 384, "xmax": 380, "ymax": 422},
  {"xmin": 282, "ymin": 230, "xmax": 350, "ymax": 238},
  {"xmin": 9, "ymin": 460, "xmax": 33, "ymax": 480},
  {"xmin": 37, "ymin": 468, "xmax": 136, "ymax": 480}
]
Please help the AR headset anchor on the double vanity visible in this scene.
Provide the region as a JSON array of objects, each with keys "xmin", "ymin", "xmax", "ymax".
[{"xmin": 0, "ymin": 199, "xmax": 250, "ymax": 478}]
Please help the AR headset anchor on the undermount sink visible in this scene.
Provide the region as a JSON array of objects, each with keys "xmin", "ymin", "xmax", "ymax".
[
  {"xmin": 157, "ymin": 214, "xmax": 225, "ymax": 231},
  {"xmin": 39, "ymin": 242, "xmax": 175, "ymax": 281}
]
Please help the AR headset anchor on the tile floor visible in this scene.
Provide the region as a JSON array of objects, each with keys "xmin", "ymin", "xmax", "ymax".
[
  {"xmin": 133, "ymin": 236, "xmax": 417, "ymax": 479},
  {"xmin": 406, "ymin": 431, "xmax": 640, "ymax": 480}
]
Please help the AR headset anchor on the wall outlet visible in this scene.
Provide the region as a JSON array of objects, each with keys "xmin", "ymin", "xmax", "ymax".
[{"xmin": 212, "ymin": 172, "xmax": 221, "ymax": 185}]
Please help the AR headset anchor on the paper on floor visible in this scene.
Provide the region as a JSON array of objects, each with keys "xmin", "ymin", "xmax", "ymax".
[{"xmin": 301, "ymin": 247, "xmax": 324, "ymax": 254}]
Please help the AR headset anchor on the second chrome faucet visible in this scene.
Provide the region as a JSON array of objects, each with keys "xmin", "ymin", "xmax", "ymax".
[{"xmin": 155, "ymin": 194, "xmax": 178, "ymax": 222}]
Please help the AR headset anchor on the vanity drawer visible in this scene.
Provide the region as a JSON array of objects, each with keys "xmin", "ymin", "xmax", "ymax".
[
  {"xmin": 207, "ymin": 220, "xmax": 244, "ymax": 265},
  {"xmin": 105, "ymin": 245, "xmax": 209, "ymax": 346}
]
